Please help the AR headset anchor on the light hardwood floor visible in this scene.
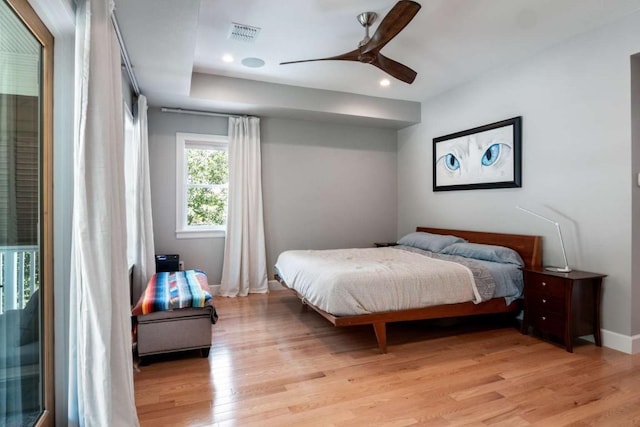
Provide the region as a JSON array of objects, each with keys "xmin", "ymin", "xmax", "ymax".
[{"xmin": 134, "ymin": 291, "xmax": 640, "ymax": 426}]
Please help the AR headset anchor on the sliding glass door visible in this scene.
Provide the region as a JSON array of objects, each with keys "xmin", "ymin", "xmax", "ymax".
[{"xmin": 0, "ymin": 0, "xmax": 53, "ymax": 425}]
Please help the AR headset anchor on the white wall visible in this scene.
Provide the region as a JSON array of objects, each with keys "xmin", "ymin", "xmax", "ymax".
[
  {"xmin": 27, "ymin": 0, "xmax": 75, "ymax": 423},
  {"xmin": 398, "ymin": 11, "xmax": 640, "ymax": 351},
  {"xmin": 148, "ymin": 111, "xmax": 398, "ymax": 284},
  {"xmin": 51, "ymin": 34, "xmax": 75, "ymax": 426}
]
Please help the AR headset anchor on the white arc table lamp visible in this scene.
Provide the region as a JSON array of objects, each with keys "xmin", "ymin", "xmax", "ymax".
[{"xmin": 516, "ymin": 206, "xmax": 572, "ymax": 273}]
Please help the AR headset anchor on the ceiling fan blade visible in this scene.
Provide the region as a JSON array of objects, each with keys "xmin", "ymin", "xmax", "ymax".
[
  {"xmin": 280, "ymin": 49, "xmax": 360, "ymax": 65},
  {"xmin": 361, "ymin": 0, "xmax": 421, "ymax": 55},
  {"xmin": 371, "ymin": 53, "xmax": 417, "ymax": 84}
]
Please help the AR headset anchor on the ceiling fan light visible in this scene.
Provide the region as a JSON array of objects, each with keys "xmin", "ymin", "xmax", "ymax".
[{"xmin": 357, "ymin": 11, "xmax": 377, "ymax": 27}]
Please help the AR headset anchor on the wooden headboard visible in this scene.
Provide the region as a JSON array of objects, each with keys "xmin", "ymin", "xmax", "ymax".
[{"xmin": 416, "ymin": 227, "xmax": 542, "ymax": 269}]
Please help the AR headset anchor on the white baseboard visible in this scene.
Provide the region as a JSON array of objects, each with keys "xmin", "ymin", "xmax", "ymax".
[
  {"xmin": 600, "ymin": 329, "xmax": 640, "ymax": 354},
  {"xmin": 208, "ymin": 280, "xmax": 285, "ymax": 296},
  {"xmin": 268, "ymin": 279, "xmax": 286, "ymax": 291}
]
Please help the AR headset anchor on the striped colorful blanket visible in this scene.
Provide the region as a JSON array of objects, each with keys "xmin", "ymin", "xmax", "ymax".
[{"xmin": 136, "ymin": 270, "xmax": 212, "ymax": 315}]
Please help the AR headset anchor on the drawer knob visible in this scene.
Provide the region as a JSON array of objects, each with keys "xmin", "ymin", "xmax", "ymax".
[
  {"xmin": 541, "ymin": 316, "xmax": 546, "ymax": 321},
  {"xmin": 542, "ymin": 282, "xmax": 546, "ymax": 287},
  {"xmin": 542, "ymin": 299, "xmax": 547, "ymax": 304}
]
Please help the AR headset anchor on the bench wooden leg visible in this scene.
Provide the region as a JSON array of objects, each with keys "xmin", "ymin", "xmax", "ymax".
[{"xmin": 372, "ymin": 322, "xmax": 387, "ymax": 353}]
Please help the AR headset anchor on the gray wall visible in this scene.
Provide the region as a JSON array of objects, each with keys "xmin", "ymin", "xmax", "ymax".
[
  {"xmin": 398, "ymin": 11, "xmax": 640, "ymax": 352},
  {"xmin": 632, "ymin": 54, "xmax": 640, "ymax": 341},
  {"xmin": 261, "ymin": 118, "xmax": 398, "ymax": 280},
  {"xmin": 147, "ymin": 110, "xmax": 228, "ymax": 280},
  {"xmin": 148, "ymin": 110, "xmax": 398, "ymax": 284}
]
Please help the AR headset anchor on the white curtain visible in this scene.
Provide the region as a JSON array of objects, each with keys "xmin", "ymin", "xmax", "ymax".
[
  {"xmin": 130, "ymin": 95, "xmax": 156, "ymax": 302},
  {"xmin": 220, "ymin": 117, "xmax": 268, "ymax": 296},
  {"xmin": 68, "ymin": 0, "xmax": 139, "ymax": 425}
]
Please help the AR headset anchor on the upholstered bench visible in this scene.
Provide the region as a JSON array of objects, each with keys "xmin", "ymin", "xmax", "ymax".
[
  {"xmin": 136, "ymin": 303, "xmax": 216, "ymax": 362},
  {"xmin": 131, "ymin": 269, "xmax": 218, "ymax": 364}
]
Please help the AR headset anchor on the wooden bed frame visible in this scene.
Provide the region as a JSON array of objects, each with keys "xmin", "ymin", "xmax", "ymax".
[{"xmin": 275, "ymin": 227, "xmax": 542, "ymax": 353}]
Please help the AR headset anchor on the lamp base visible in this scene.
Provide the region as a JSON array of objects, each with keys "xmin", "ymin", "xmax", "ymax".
[{"xmin": 545, "ymin": 266, "xmax": 572, "ymax": 273}]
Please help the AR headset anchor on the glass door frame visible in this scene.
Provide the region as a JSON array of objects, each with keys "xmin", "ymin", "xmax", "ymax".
[{"xmin": 4, "ymin": 0, "xmax": 54, "ymax": 425}]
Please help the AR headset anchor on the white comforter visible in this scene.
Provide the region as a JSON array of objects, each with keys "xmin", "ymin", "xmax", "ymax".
[{"xmin": 275, "ymin": 247, "xmax": 483, "ymax": 316}]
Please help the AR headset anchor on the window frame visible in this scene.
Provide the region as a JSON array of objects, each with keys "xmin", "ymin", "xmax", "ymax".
[
  {"xmin": 175, "ymin": 132, "xmax": 229, "ymax": 239},
  {"xmin": 4, "ymin": 0, "xmax": 54, "ymax": 425}
]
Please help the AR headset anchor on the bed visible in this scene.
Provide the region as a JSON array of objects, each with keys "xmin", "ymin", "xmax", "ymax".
[{"xmin": 274, "ymin": 227, "xmax": 542, "ymax": 352}]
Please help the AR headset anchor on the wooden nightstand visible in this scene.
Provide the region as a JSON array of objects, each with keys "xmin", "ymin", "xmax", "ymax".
[
  {"xmin": 522, "ymin": 268, "xmax": 606, "ymax": 352},
  {"xmin": 374, "ymin": 242, "xmax": 398, "ymax": 247}
]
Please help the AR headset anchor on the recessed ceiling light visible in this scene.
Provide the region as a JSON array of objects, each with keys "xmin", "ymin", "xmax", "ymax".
[
  {"xmin": 380, "ymin": 78, "xmax": 391, "ymax": 87},
  {"xmin": 241, "ymin": 57, "xmax": 265, "ymax": 68},
  {"xmin": 222, "ymin": 54, "xmax": 234, "ymax": 63}
]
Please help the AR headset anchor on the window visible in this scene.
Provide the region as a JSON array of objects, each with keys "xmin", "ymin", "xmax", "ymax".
[
  {"xmin": 1, "ymin": 0, "xmax": 54, "ymax": 424},
  {"xmin": 176, "ymin": 132, "xmax": 229, "ymax": 238}
]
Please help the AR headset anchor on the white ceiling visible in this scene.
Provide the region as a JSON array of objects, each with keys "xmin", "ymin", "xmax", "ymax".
[{"xmin": 114, "ymin": 0, "xmax": 640, "ymax": 122}]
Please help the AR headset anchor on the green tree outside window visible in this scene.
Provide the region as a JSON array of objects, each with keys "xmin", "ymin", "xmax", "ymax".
[{"xmin": 186, "ymin": 148, "xmax": 228, "ymax": 226}]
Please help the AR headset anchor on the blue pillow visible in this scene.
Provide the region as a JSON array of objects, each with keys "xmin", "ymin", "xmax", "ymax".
[
  {"xmin": 397, "ymin": 232, "xmax": 467, "ymax": 253},
  {"xmin": 440, "ymin": 242, "xmax": 524, "ymax": 267}
]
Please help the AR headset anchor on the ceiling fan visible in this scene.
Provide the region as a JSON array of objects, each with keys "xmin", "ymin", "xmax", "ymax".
[{"xmin": 280, "ymin": 0, "xmax": 421, "ymax": 84}]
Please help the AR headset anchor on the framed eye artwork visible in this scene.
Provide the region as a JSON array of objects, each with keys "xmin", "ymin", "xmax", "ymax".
[{"xmin": 433, "ymin": 116, "xmax": 522, "ymax": 192}]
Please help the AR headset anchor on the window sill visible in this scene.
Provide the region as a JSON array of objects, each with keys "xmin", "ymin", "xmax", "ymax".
[{"xmin": 176, "ymin": 229, "xmax": 226, "ymax": 239}]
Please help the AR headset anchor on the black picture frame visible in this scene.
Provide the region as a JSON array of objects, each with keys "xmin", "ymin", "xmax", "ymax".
[{"xmin": 433, "ymin": 116, "xmax": 522, "ymax": 192}]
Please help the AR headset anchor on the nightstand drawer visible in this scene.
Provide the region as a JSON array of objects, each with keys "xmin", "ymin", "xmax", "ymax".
[
  {"xmin": 527, "ymin": 294, "xmax": 564, "ymax": 314},
  {"xmin": 522, "ymin": 268, "xmax": 606, "ymax": 353},
  {"xmin": 525, "ymin": 274, "xmax": 565, "ymax": 298},
  {"xmin": 529, "ymin": 311, "xmax": 565, "ymax": 337}
]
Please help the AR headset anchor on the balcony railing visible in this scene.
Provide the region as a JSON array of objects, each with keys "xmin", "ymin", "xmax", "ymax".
[{"xmin": 0, "ymin": 246, "xmax": 39, "ymax": 314}]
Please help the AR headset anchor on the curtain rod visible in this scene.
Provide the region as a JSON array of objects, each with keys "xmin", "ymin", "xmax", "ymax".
[
  {"xmin": 111, "ymin": 12, "xmax": 140, "ymax": 97},
  {"xmin": 161, "ymin": 107, "xmax": 241, "ymax": 118}
]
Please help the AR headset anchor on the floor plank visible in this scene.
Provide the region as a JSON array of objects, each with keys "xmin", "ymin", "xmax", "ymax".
[{"xmin": 134, "ymin": 291, "xmax": 640, "ymax": 426}]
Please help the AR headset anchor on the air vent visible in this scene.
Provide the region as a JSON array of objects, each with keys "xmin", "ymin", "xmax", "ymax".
[{"xmin": 228, "ymin": 23, "xmax": 261, "ymax": 42}]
